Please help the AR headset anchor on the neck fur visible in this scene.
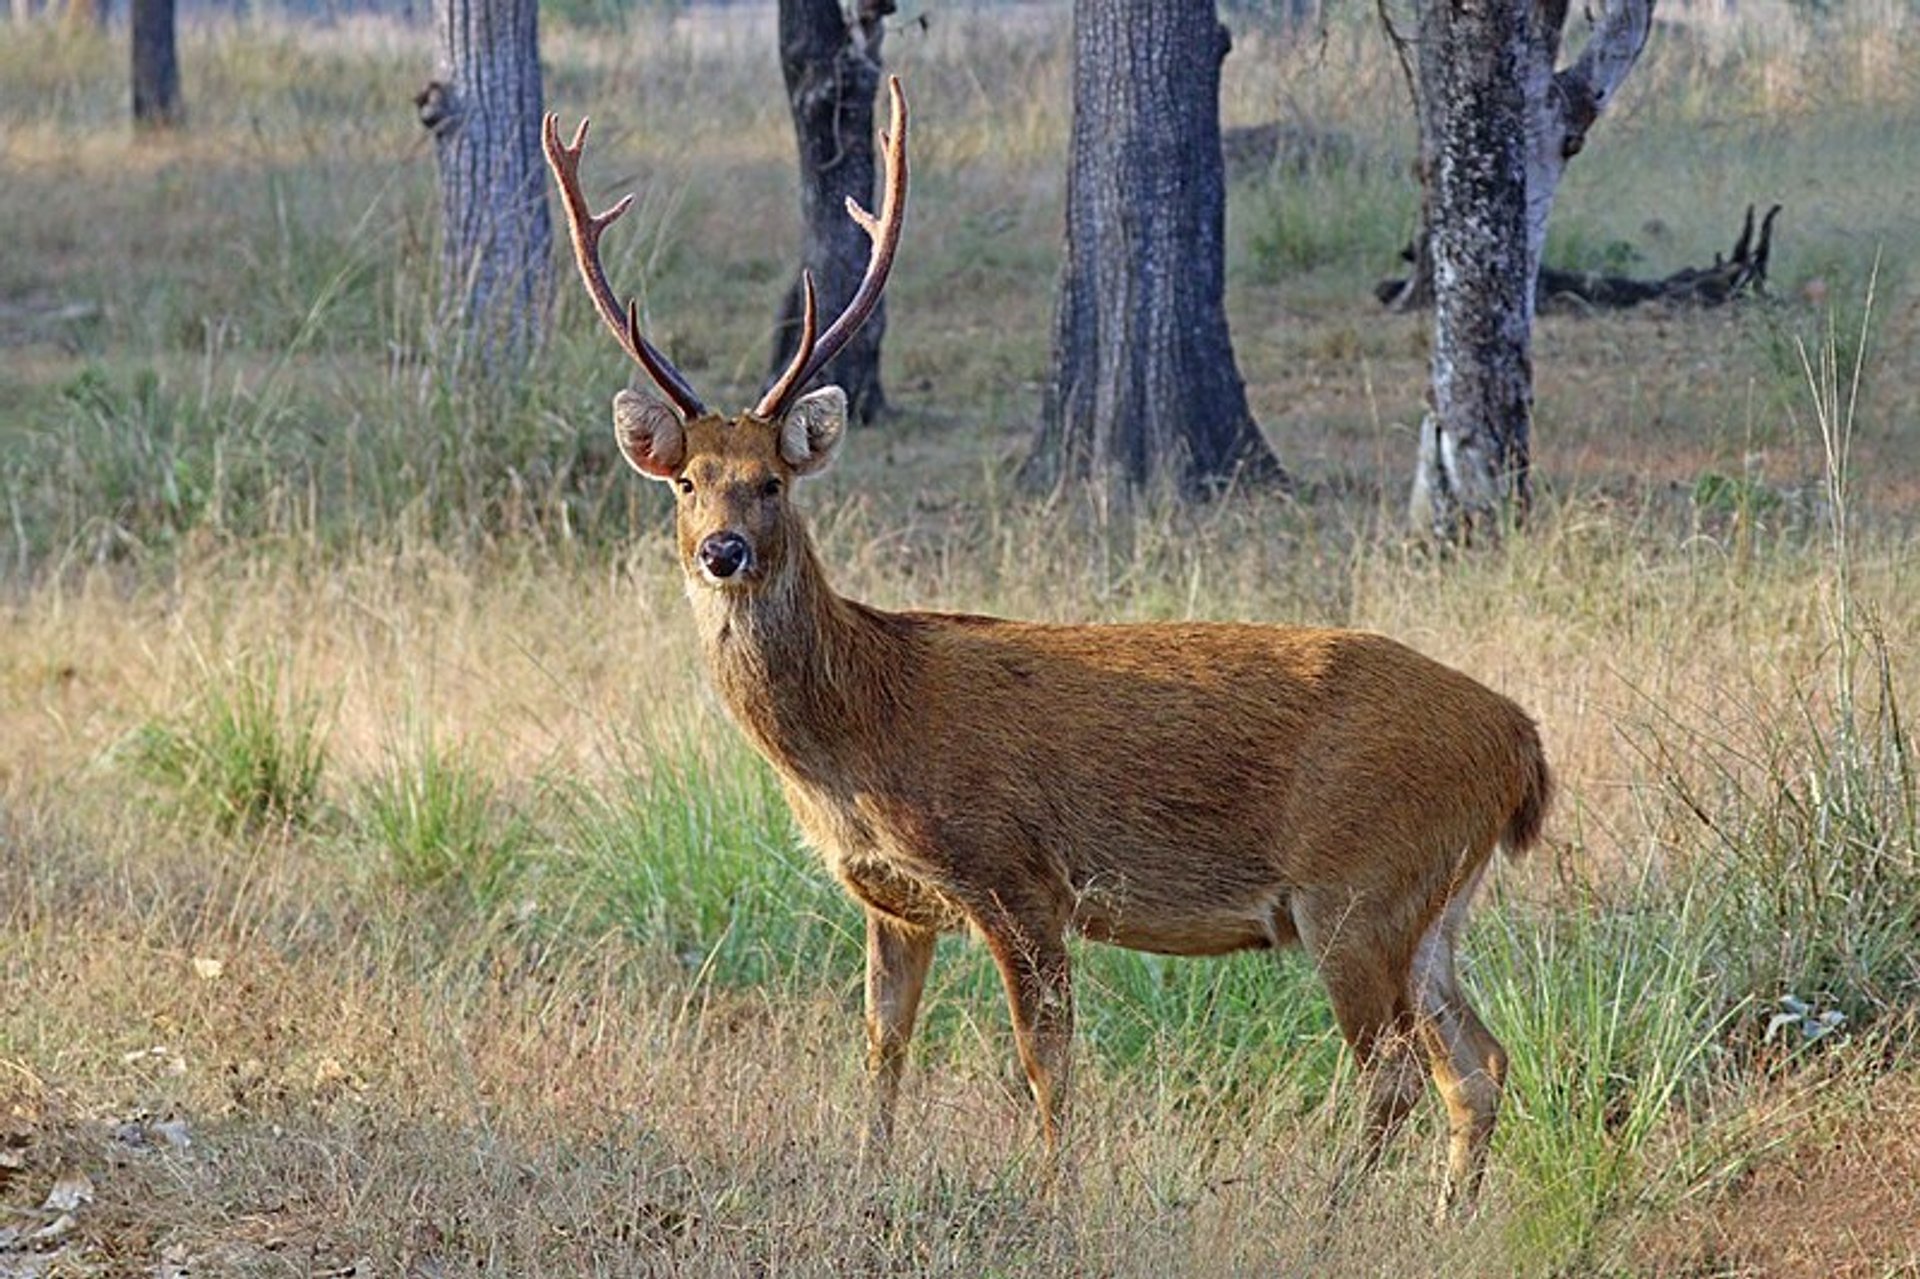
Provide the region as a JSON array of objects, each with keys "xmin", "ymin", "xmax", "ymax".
[{"xmin": 687, "ymin": 533, "xmax": 901, "ymax": 785}]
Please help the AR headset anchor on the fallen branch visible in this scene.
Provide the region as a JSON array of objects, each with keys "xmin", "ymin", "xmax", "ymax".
[{"xmin": 1377, "ymin": 203, "xmax": 1782, "ymax": 311}]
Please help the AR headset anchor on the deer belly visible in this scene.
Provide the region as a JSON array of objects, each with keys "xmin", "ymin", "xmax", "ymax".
[{"xmin": 1074, "ymin": 888, "xmax": 1298, "ymax": 957}]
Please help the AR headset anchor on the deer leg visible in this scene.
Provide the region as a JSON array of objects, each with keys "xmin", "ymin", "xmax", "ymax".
[
  {"xmin": 980, "ymin": 917, "xmax": 1074, "ymax": 1170},
  {"xmin": 1295, "ymin": 894, "xmax": 1426, "ymax": 1202},
  {"xmin": 862, "ymin": 910, "xmax": 936, "ymax": 1162},
  {"xmin": 1409, "ymin": 904, "xmax": 1507, "ymax": 1218}
]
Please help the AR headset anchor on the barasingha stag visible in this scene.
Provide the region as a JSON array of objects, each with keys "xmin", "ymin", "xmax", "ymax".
[{"xmin": 542, "ymin": 78, "xmax": 1551, "ymax": 1214}]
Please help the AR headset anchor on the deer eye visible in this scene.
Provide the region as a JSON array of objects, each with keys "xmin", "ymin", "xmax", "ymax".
[
  {"xmin": 761, "ymin": 477, "xmax": 783, "ymax": 498},
  {"xmin": 675, "ymin": 477, "xmax": 694, "ymax": 496}
]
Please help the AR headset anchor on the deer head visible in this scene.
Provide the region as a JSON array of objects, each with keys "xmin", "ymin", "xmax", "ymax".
[{"xmin": 542, "ymin": 78, "xmax": 908, "ymax": 592}]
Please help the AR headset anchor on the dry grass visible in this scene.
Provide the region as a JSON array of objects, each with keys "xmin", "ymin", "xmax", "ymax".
[{"xmin": 4, "ymin": 2, "xmax": 1920, "ymax": 1274}]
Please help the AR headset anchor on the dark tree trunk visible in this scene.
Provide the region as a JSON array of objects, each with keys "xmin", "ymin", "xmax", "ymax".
[
  {"xmin": 417, "ymin": 0, "xmax": 552, "ymax": 373},
  {"xmin": 1027, "ymin": 0, "xmax": 1282, "ymax": 500},
  {"xmin": 130, "ymin": 0, "xmax": 181, "ymax": 130},
  {"xmin": 1408, "ymin": 0, "xmax": 1535, "ymax": 540},
  {"xmin": 770, "ymin": 0, "xmax": 891, "ymax": 424}
]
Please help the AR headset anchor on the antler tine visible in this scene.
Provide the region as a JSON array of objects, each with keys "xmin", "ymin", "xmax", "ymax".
[
  {"xmin": 757, "ymin": 271, "xmax": 820, "ymax": 421},
  {"xmin": 754, "ymin": 75, "xmax": 909, "ymax": 421},
  {"xmin": 542, "ymin": 113, "xmax": 708, "ymax": 420}
]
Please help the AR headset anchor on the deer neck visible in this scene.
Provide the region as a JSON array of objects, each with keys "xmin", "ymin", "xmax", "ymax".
[{"xmin": 686, "ymin": 533, "xmax": 903, "ymax": 784}]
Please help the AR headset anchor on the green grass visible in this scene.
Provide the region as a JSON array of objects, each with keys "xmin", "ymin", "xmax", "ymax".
[
  {"xmin": 127, "ymin": 651, "xmax": 330, "ymax": 834},
  {"xmin": 1481, "ymin": 884, "xmax": 1741, "ymax": 1268},
  {"xmin": 358, "ymin": 729, "xmax": 531, "ymax": 902},
  {"xmin": 548, "ymin": 745, "xmax": 863, "ymax": 988}
]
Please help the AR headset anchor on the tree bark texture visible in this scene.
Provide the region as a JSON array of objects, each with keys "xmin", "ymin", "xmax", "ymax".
[
  {"xmin": 769, "ymin": 0, "xmax": 891, "ymax": 424},
  {"xmin": 420, "ymin": 0, "xmax": 552, "ymax": 372},
  {"xmin": 1387, "ymin": 0, "xmax": 1651, "ymax": 316},
  {"xmin": 130, "ymin": 0, "xmax": 182, "ymax": 130},
  {"xmin": 1409, "ymin": 0, "xmax": 1535, "ymax": 540},
  {"xmin": 1027, "ymin": 0, "xmax": 1282, "ymax": 500}
]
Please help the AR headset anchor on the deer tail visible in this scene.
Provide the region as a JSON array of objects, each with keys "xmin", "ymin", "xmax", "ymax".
[{"xmin": 1503, "ymin": 723, "xmax": 1553, "ymax": 858}]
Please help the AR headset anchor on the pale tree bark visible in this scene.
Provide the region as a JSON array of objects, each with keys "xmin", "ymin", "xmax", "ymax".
[
  {"xmin": 1027, "ymin": 0, "xmax": 1283, "ymax": 500},
  {"xmin": 416, "ymin": 0, "xmax": 552, "ymax": 373},
  {"xmin": 769, "ymin": 0, "xmax": 892, "ymax": 424},
  {"xmin": 1521, "ymin": 0, "xmax": 1655, "ymax": 312},
  {"xmin": 1409, "ymin": 0, "xmax": 1653, "ymax": 538},
  {"xmin": 130, "ymin": 0, "xmax": 182, "ymax": 130}
]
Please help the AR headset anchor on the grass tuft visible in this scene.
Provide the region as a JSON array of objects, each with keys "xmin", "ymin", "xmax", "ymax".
[
  {"xmin": 357, "ymin": 731, "xmax": 530, "ymax": 904},
  {"xmin": 128, "ymin": 653, "xmax": 329, "ymax": 835},
  {"xmin": 548, "ymin": 744, "xmax": 862, "ymax": 989}
]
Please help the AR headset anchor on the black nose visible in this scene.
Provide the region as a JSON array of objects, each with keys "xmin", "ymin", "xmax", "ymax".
[{"xmin": 698, "ymin": 532, "xmax": 751, "ymax": 579}]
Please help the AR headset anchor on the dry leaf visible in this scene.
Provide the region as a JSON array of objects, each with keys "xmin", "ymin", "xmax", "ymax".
[
  {"xmin": 40, "ymin": 1170, "xmax": 92, "ymax": 1213},
  {"xmin": 191, "ymin": 956, "xmax": 224, "ymax": 981},
  {"xmin": 311, "ymin": 1057, "xmax": 365, "ymax": 1099},
  {"xmin": 154, "ymin": 1240, "xmax": 194, "ymax": 1278}
]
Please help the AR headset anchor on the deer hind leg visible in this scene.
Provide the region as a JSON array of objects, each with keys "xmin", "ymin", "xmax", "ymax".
[
  {"xmin": 862, "ymin": 910, "xmax": 936, "ymax": 1162},
  {"xmin": 1409, "ymin": 894, "xmax": 1507, "ymax": 1217},
  {"xmin": 1294, "ymin": 893, "xmax": 1427, "ymax": 1200},
  {"xmin": 978, "ymin": 912, "xmax": 1074, "ymax": 1171}
]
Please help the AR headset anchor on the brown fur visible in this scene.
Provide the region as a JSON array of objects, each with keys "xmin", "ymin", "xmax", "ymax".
[
  {"xmin": 614, "ymin": 401, "xmax": 1551, "ymax": 1214},
  {"xmin": 556, "ymin": 79, "xmax": 1546, "ymax": 1213}
]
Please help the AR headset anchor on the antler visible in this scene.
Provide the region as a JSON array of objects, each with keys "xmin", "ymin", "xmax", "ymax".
[
  {"xmin": 541, "ymin": 114, "xmax": 708, "ymax": 420},
  {"xmin": 754, "ymin": 75, "xmax": 910, "ymax": 421}
]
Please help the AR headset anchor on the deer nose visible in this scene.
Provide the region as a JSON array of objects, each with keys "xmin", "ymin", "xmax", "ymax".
[{"xmin": 698, "ymin": 531, "xmax": 752, "ymax": 580}]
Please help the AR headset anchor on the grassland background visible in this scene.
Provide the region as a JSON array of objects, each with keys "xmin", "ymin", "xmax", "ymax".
[{"xmin": 3, "ymin": 1, "xmax": 1919, "ymax": 1274}]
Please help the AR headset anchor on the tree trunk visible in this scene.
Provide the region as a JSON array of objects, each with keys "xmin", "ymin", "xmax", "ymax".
[
  {"xmin": 1410, "ymin": 0, "xmax": 1533, "ymax": 540},
  {"xmin": 1405, "ymin": 0, "xmax": 1652, "ymax": 538},
  {"xmin": 417, "ymin": 0, "xmax": 552, "ymax": 373},
  {"xmin": 1388, "ymin": 1, "xmax": 1652, "ymax": 314},
  {"xmin": 130, "ymin": 0, "xmax": 181, "ymax": 130},
  {"xmin": 1027, "ymin": 0, "xmax": 1282, "ymax": 500},
  {"xmin": 1522, "ymin": 0, "xmax": 1654, "ymax": 302},
  {"xmin": 769, "ymin": 0, "xmax": 891, "ymax": 424}
]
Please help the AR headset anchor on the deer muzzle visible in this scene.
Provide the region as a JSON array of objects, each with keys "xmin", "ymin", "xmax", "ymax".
[{"xmin": 698, "ymin": 531, "xmax": 753, "ymax": 582}]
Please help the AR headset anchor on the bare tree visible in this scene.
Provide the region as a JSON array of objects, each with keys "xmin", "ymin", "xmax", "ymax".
[
  {"xmin": 768, "ymin": 0, "xmax": 893, "ymax": 424},
  {"xmin": 415, "ymin": 0, "xmax": 552, "ymax": 371},
  {"xmin": 1026, "ymin": 0, "xmax": 1284, "ymax": 500},
  {"xmin": 1407, "ymin": 0, "xmax": 1653, "ymax": 538},
  {"xmin": 130, "ymin": 0, "xmax": 181, "ymax": 130}
]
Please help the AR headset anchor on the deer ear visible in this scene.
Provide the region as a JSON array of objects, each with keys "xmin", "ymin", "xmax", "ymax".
[
  {"xmin": 612, "ymin": 388, "xmax": 686, "ymax": 480},
  {"xmin": 778, "ymin": 386, "xmax": 847, "ymax": 476}
]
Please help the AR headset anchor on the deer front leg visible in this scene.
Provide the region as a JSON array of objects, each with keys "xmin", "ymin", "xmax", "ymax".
[
  {"xmin": 982, "ymin": 918, "xmax": 1075, "ymax": 1172},
  {"xmin": 862, "ymin": 910, "xmax": 936, "ymax": 1162}
]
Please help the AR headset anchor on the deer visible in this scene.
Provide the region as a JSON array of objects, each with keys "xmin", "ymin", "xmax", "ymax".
[{"xmin": 542, "ymin": 77, "xmax": 1552, "ymax": 1216}]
